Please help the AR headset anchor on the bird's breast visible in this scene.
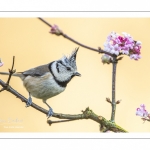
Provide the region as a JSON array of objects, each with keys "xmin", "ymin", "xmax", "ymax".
[{"xmin": 23, "ymin": 72, "xmax": 65, "ymax": 100}]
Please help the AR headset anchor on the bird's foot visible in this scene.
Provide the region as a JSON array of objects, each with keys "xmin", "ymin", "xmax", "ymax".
[
  {"xmin": 26, "ymin": 96, "xmax": 32, "ymax": 107},
  {"xmin": 47, "ymin": 108, "xmax": 54, "ymax": 118}
]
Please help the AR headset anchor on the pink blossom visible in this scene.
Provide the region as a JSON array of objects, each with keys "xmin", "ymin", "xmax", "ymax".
[
  {"xmin": 136, "ymin": 104, "xmax": 149, "ymax": 117},
  {"xmin": 129, "ymin": 41, "xmax": 141, "ymax": 57},
  {"xmin": 121, "ymin": 49, "xmax": 129, "ymax": 55},
  {"xmin": 111, "ymin": 44, "xmax": 121, "ymax": 56},
  {"xmin": 103, "ymin": 32, "xmax": 141, "ymax": 60},
  {"xmin": 107, "ymin": 31, "xmax": 118, "ymax": 42},
  {"xmin": 50, "ymin": 24, "xmax": 63, "ymax": 35},
  {"xmin": 118, "ymin": 36, "xmax": 126, "ymax": 43},
  {"xmin": 122, "ymin": 32, "xmax": 131, "ymax": 38},
  {"xmin": 130, "ymin": 54, "xmax": 141, "ymax": 60},
  {"xmin": 0, "ymin": 59, "xmax": 4, "ymax": 67},
  {"xmin": 104, "ymin": 42, "xmax": 113, "ymax": 53}
]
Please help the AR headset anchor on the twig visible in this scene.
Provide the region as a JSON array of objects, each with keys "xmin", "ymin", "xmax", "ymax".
[
  {"xmin": 38, "ymin": 17, "xmax": 114, "ymax": 57},
  {"xmin": 7, "ymin": 56, "xmax": 16, "ymax": 85},
  {"xmin": 47, "ymin": 119, "xmax": 78, "ymax": 125},
  {"xmin": 111, "ymin": 56, "xmax": 117, "ymax": 122},
  {"xmin": 38, "ymin": 18, "xmax": 52, "ymax": 27},
  {"xmin": 0, "ymin": 56, "xmax": 16, "ymax": 92},
  {"xmin": 63, "ymin": 34, "xmax": 114, "ymax": 56}
]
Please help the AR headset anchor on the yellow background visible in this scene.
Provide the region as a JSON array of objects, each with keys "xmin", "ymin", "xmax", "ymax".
[{"xmin": 0, "ymin": 18, "xmax": 150, "ymax": 132}]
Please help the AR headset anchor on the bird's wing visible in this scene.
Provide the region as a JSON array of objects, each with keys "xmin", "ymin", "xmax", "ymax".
[{"xmin": 21, "ymin": 64, "xmax": 50, "ymax": 77}]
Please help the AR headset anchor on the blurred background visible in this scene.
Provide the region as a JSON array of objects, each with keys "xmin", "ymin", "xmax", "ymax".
[{"xmin": 0, "ymin": 18, "xmax": 150, "ymax": 132}]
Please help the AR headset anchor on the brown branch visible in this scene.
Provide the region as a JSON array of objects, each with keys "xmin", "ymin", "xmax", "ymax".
[
  {"xmin": 62, "ymin": 34, "xmax": 114, "ymax": 56},
  {"xmin": 47, "ymin": 119, "xmax": 78, "ymax": 125},
  {"xmin": 111, "ymin": 56, "xmax": 117, "ymax": 122},
  {"xmin": 0, "ymin": 56, "xmax": 16, "ymax": 92},
  {"xmin": 7, "ymin": 56, "xmax": 16, "ymax": 85},
  {"xmin": 38, "ymin": 17, "xmax": 114, "ymax": 57},
  {"xmin": 38, "ymin": 18, "xmax": 52, "ymax": 27},
  {"xmin": 0, "ymin": 79, "xmax": 127, "ymax": 133}
]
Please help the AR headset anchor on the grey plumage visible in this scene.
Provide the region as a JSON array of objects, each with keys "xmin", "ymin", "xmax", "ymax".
[{"xmin": 22, "ymin": 64, "xmax": 50, "ymax": 77}]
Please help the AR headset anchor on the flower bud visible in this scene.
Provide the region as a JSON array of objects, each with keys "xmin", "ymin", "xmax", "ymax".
[
  {"xmin": 116, "ymin": 100, "xmax": 121, "ymax": 104},
  {"xmin": 101, "ymin": 54, "xmax": 112, "ymax": 64},
  {"xmin": 136, "ymin": 41, "xmax": 142, "ymax": 46},
  {"xmin": 106, "ymin": 97, "xmax": 111, "ymax": 103},
  {"xmin": 50, "ymin": 24, "xmax": 63, "ymax": 36}
]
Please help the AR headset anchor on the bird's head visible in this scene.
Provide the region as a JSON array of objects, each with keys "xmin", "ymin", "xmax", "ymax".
[{"xmin": 49, "ymin": 47, "xmax": 81, "ymax": 84}]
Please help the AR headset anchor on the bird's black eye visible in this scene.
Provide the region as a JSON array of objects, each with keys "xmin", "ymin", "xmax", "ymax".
[{"xmin": 66, "ymin": 67, "xmax": 71, "ymax": 71}]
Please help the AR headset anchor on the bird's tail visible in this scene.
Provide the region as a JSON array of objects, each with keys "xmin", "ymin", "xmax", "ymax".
[{"xmin": 0, "ymin": 72, "xmax": 22, "ymax": 77}]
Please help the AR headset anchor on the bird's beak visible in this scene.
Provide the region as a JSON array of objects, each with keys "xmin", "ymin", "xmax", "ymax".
[{"xmin": 74, "ymin": 72, "xmax": 81, "ymax": 77}]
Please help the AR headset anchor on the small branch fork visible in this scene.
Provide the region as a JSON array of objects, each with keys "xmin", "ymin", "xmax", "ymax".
[
  {"xmin": 0, "ymin": 57, "xmax": 127, "ymax": 133},
  {"xmin": 7, "ymin": 56, "xmax": 16, "ymax": 85},
  {"xmin": 0, "ymin": 56, "xmax": 16, "ymax": 92}
]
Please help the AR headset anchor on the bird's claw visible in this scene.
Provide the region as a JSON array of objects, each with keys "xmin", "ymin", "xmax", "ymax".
[
  {"xmin": 47, "ymin": 108, "xmax": 54, "ymax": 118},
  {"xmin": 26, "ymin": 96, "xmax": 32, "ymax": 107}
]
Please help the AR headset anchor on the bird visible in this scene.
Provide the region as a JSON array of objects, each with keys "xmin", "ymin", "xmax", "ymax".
[{"xmin": 0, "ymin": 47, "xmax": 81, "ymax": 118}]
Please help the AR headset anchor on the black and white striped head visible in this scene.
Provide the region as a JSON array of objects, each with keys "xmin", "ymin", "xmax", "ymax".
[{"xmin": 49, "ymin": 48, "xmax": 81, "ymax": 86}]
